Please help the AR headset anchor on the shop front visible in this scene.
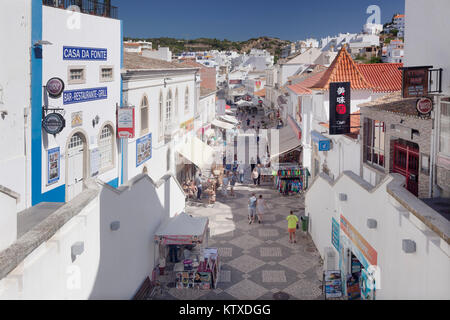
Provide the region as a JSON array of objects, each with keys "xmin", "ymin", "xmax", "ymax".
[{"xmin": 337, "ymin": 214, "xmax": 378, "ymax": 300}]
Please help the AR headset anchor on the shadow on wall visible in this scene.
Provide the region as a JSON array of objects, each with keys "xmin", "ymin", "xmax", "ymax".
[{"xmin": 88, "ymin": 174, "xmax": 167, "ymax": 299}]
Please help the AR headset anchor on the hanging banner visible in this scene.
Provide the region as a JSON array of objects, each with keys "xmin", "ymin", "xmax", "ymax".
[
  {"xmin": 117, "ymin": 107, "xmax": 135, "ymax": 138},
  {"xmin": 331, "ymin": 217, "xmax": 340, "ymax": 251},
  {"xmin": 329, "ymin": 82, "xmax": 350, "ymax": 135},
  {"xmin": 47, "ymin": 147, "xmax": 60, "ymax": 185}
]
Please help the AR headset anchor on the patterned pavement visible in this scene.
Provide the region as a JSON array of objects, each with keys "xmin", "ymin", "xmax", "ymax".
[{"xmin": 152, "ymin": 182, "xmax": 325, "ymax": 300}]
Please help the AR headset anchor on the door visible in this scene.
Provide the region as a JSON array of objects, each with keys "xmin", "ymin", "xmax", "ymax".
[
  {"xmin": 67, "ymin": 133, "xmax": 85, "ymax": 201},
  {"xmin": 393, "ymin": 141, "xmax": 419, "ymax": 196}
]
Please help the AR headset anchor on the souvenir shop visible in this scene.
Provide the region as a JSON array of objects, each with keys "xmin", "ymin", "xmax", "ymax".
[
  {"xmin": 273, "ymin": 164, "xmax": 308, "ymax": 195},
  {"xmin": 154, "ymin": 213, "xmax": 221, "ymax": 291}
]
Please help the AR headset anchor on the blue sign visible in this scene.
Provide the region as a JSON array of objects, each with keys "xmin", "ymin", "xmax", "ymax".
[
  {"xmin": 136, "ymin": 133, "xmax": 152, "ymax": 167},
  {"xmin": 63, "ymin": 46, "xmax": 107, "ymax": 61},
  {"xmin": 331, "ymin": 217, "xmax": 340, "ymax": 251},
  {"xmin": 47, "ymin": 147, "xmax": 60, "ymax": 185},
  {"xmin": 311, "ymin": 130, "xmax": 331, "ymax": 151},
  {"xmin": 319, "ymin": 140, "xmax": 331, "ymax": 151},
  {"xmin": 63, "ymin": 87, "xmax": 107, "ymax": 105}
]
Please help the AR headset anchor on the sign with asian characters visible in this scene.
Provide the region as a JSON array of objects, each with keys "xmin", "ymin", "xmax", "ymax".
[
  {"xmin": 329, "ymin": 82, "xmax": 351, "ymax": 135},
  {"xmin": 63, "ymin": 46, "xmax": 107, "ymax": 61}
]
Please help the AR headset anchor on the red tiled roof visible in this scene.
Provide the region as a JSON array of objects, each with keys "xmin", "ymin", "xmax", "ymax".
[
  {"xmin": 357, "ymin": 63, "xmax": 403, "ymax": 92},
  {"xmin": 287, "ymin": 71, "xmax": 327, "ymax": 95},
  {"xmin": 311, "ymin": 46, "xmax": 372, "ymax": 90},
  {"xmin": 254, "ymin": 88, "xmax": 266, "ymax": 97}
]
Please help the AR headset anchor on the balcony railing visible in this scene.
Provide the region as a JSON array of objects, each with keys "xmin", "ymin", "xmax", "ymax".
[{"xmin": 43, "ymin": 0, "xmax": 118, "ymax": 19}]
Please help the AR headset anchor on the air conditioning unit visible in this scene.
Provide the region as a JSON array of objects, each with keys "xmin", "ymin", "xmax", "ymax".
[{"xmin": 323, "ymin": 247, "xmax": 337, "ymax": 271}]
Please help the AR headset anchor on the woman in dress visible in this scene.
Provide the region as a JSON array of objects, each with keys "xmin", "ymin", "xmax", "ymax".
[{"xmin": 256, "ymin": 194, "xmax": 268, "ymax": 224}]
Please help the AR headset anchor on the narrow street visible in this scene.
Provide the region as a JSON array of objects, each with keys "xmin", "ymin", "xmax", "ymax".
[{"xmin": 154, "ymin": 182, "xmax": 324, "ymax": 300}]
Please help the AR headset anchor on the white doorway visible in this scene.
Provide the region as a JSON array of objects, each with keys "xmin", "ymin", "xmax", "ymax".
[{"xmin": 66, "ymin": 133, "xmax": 86, "ymax": 202}]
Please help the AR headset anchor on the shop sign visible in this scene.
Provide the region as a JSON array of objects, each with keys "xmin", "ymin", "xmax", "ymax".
[
  {"xmin": 136, "ymin": 133, "xmax": 152, "ymax": 167},
  {"xmin": 63, "ymin": 46, "xmax": 107, "ymax": 61},
  {"xmin": 340, "ymin": 215, "xmax": 377, "ymax": 268},
  {"xmin": 46, "ymin": 78, "xmax": 65, "ymax": 98},
  {"xmin": 329, "ymin": 82, "xmax": 351, "ymax": 135},
  {"xmin": 401, "ymin": 67, "xmax": 429, "ymax": 98},
  {"xmin": 47, "ymin": 147, "xmax": 60, "ymax": 185},
  {"xmin": 42, "ymin": 113, "xmax": 65, "ymax": 135},
  {"xmin": 90, "ymin": 148, "xmax": 101, "ymax": 177},
  {"xmin": 324, "ymin": 271, "xmax": 342, "ymax": 299},
  {"xmin": 71, "ymin": 111, "xmax": 83, "ymax": 128},
  {"xmin": 63, "ymin": 87, "xmax": 107, "ymax": 105},
  {"xmin": 117, "ymin": 107, "xmax": 135, "ymax": 138},
  {"xmin": 416, "ymin": 97, "xmax": 433, "ymax": 115},
  {"xmin": 331, "ymin": 217, "xmax": 340, "ymax": 251}
]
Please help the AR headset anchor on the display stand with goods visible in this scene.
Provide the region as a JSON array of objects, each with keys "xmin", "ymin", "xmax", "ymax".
[
  {"xmin": 323, "ymin": 270, "xmax": 343, "ymax": 299},
  {"xmin": 273, "ymin": 164, "xmax": 309, "ymax": 195}
]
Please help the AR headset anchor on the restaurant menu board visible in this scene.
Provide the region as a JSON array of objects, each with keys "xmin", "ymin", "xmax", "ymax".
[
  {"xmin": 47, "ymin": 147, "xmax": 60, "ymax": 185},
  {"xmin": 329, "ymin": 82, "xmax": 351, "ymax": 135},
  {"xmin": 90, "ymin": 148, "xmax": 101, "ymax": 177},
  {"xmin": 402, "ymin": 67, "xmax": 429, "ymax": 98},
  {"xmin": 136, "ymin": 133, "xmax": 152, "ymax": 167},
  {"xmin": 324, "ymin": 271, "xmax": 342, "ymax": 298}
]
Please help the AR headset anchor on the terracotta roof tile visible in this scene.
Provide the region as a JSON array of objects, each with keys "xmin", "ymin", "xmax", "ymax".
[
  {"xmin": 357, "ymin": 63, "xmax": 403, "ymax": 92},
  {"xmin": 287, "ymin": 71, "xmax": 327, "ymax": 95},
  {"xmin": 311, "ymin": 46, "xmax": 371, "ymax": 90},
  {"xmin": 123, "ymin": 52, "xmax": 194, "ymax": 70}
]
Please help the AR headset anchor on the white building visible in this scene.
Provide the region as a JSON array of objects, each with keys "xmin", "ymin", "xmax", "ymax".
[
  {"xmin": 393, "ymin": 14, "xmax": 405, "ymax": 37},
  {"xmin": 382, "ymin": 39, "xmax": 404, "ymax": 63},
  {"xmin": 363, "ymin": 23, "xmax": 383, "ymax": 35},
  {"xmin": 142, "ymin": 46, "xmax": 172, "ymax": 62}
]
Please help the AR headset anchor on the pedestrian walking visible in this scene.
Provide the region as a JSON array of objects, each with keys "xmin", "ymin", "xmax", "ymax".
[
  {"xmin": 239, "ymin": 164, "xmax": 245, "ymax": 183},
  {"xmin": 251, "ymin": 167, "xmax": 259, "ymax": 185},
  {"xmin": 246, "ymin": 118, "xmax": 250, "ymax": 127},
  {"xmin": 230, "ymin": 172, "xmax": 237, "ymax": 196},
  {"xmin": 286, "ymin": 210, "xmax": 299, "ymax": 243},
  {"xmin": 256, "ymin": 194, "xmax": 268, "ymax": 224},
  {"xmin": 248, "ymin": 193, "xmax": 257, "ymax": 224},
  {"xmin": 222, "ymin": 171, "xmax": 229, "ymax": 197},
  {"xmin": 257, "ymin": 164, "xmax": 262, "ymax": 185},
  {"xmin": 195, "ymin": 173, "xmax": 203, "ymax": 200}
]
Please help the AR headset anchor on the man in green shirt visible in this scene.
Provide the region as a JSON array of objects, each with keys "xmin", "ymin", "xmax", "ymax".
[{"xmin": 286, "ymin": 210, "xmax": 299, "ymax": 243}]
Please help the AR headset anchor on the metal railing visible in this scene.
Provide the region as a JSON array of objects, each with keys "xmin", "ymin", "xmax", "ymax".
[{"xmin": 43, "ymin": 0, "xmax": 118, "ymax": 19}]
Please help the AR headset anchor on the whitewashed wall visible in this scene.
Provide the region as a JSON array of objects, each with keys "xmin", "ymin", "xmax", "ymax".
[
  {"xmin": 0, "ymin": 0, "xmax": 31, "ymax": 211},
  {"xmin": 41, "ymin": 6, "xmax": 121, "ymax": 195},
  {"xmin": 0, "ymin": 174, "xmax": 185, "ymax": 299},
  {"xmin": 305, "ymin": 172, "xmax": 450, "ymax": 299},
  {"xmin": 0, "ymin": 189, "xmax": 18, "ymax": 251}
]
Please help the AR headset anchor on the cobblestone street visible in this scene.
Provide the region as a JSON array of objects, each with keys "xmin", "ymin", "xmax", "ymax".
[{"xmin": 153, "ymin": 182, "xmax": 325, "ymax": 300}]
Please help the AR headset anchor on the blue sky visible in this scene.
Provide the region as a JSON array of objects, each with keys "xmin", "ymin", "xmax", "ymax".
[{"xmin": 117, "ymin": 0, "xmax": 404, "ymax": 41}]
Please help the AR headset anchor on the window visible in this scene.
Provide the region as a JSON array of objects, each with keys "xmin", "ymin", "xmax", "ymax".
[
  {"xmin": 100, "ymin": 66, "xmax": 114, "ymax": 82},
  {"xmin": 439, "ymin": 99, "xmax": 450, "ymax": 156},
  {"xmin": 184, "ymin": 87, "xmax": 189, "ymax": 112},
  {"xmin": 99, "ymin": 125, "xmax": 114, "ymax": 170},
  {"xmin": 364, "ymin": 118, "xmax": 385, "ymax": 168},
  {"xmin": 165, "ymin": 90, "xmax": 172, "ymax": 130},
  {"xmin": 68, "ymin": 66, "xmax": 86, "ymax": 84},
  {"xmin": 140, "ymin": 95, "xmax": 149, "ymax": 134},
  {"xmin": 159, "ymin": 91, "xmax": 164, "ymax": 139},
  {"xmin": 174, "ymin": 88, "xmax": 179, "ymax": 125}
]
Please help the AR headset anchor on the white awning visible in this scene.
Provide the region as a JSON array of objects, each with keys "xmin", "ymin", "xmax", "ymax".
[
  {"xmin": 176, "ymin": 136, "xmax": 216, "ymax": 170},
  {"xmin": 219, "ymin": 115, "xmax": 240, "ymax": 125},
  {"xmin": 211, "ymin": 119, "xmax": 235, "ymax": 130},
  {"xmin": 155, "ymin": 212, "xmax": 209, "ymax": 245},
  {"xmin": 269, "ymin": 126, "xmax": 302, "ymax": 159}
]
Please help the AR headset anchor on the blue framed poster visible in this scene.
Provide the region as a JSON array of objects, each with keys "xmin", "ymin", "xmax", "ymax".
[
  {"xmin": 47, "ymin": 147, "xmax": 60, "ymax": 185},
  {"xmin": 136, "ymin": 133, "xmax": 152, "ymax": 167}
]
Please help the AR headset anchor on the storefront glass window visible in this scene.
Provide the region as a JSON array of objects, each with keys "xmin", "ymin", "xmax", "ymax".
[{"xmin": 364, "ymin": 118, "xmax": 385, "ymax": 168}]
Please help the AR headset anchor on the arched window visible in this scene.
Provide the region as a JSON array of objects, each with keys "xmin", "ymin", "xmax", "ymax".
[
  {"xmin": 165, "ymin": 89, "xmax": 172, "ymax": 130},
  {"xmin": 174, "ymin": 88, "xmax": 179, "ymax": 124},
  {"xmin": 184, "ymin": 87, "xmax": 189, "ymax": 112},
  {"xmin": 159, "ymin": 91, "xmax": 164, "ymax": 138},
  {"xmin": 140, "ymin": 95, "xmax": 149, "ymax": 134},
  {"xmin": 99, "ymin": 125, "xmax": 114, "ymax": 170}
]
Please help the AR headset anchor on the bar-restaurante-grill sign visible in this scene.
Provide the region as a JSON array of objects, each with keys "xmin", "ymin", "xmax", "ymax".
[{"xmin": 329, "ymin": 82, "xmax": 351, "ymax": 135}]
